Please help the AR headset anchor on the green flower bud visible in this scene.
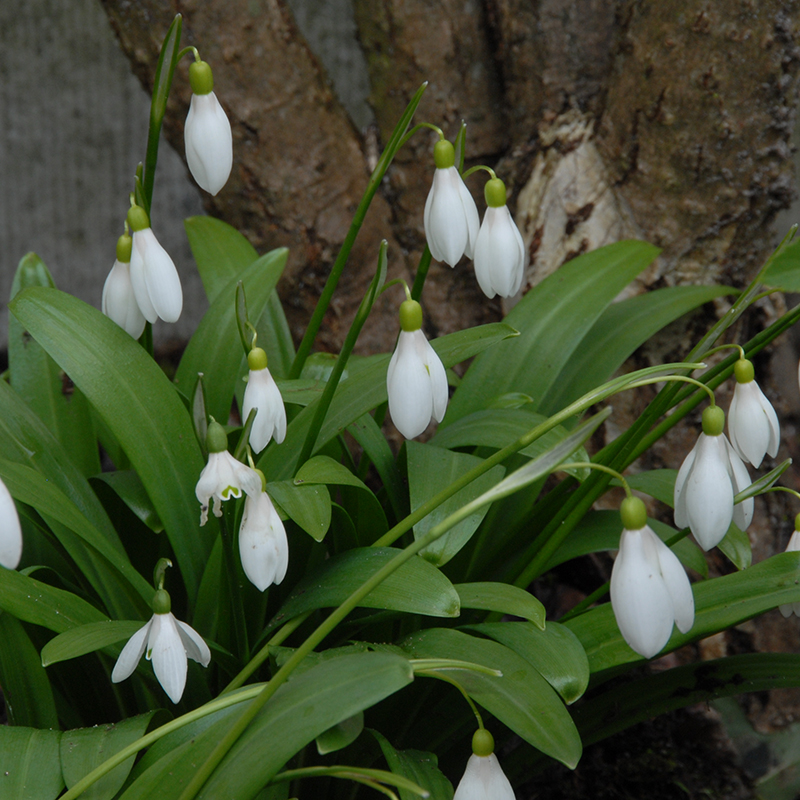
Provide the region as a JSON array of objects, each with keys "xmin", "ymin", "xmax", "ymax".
[
  {"xmin": 733, "ymin": 358, "xmax": 754, "ymax": 384},
  {"xmin": 126, "ymin": 205, "xmax": 150, "ymax": 232},
  {"xmin": 189, "ymin": 60, "xmax": 214, "ymax": 95},
  {"xmin": 152, "ymin": 588, "xmax": 171, "ymax": 615},
  {"xmin": 248, "ymin": 346, "xmax": 268, "ymax": 372},
  {"xmin": 620, "ymin": 496, "xmax": 647, "ymax": 530},
  {"xmin": 116, "ymin": 233, "xmax": 133, "ymax": 263},
  {"xmin": 433, "ymin": 139, "xmax": 455, "ymax": 170},
  {"xmin": 701, "ymin": 405, "xmax": 725, "ymax": 437},
  {"xmin": 472, "ymin": 728, "xmax": 494, "ymax": 757},
  {"xmin": 484, "ymin": 177, "xmax": 507, "ymax": 208},
  {"xmin": 206, "ymin": 419, "xmax": 229, "ymax": 453},
  {"xmin": 399, "ymin": 299, "xmax": 423, "ymax": 332}
]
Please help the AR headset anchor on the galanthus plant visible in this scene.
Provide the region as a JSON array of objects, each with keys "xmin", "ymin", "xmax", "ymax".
[{"xmin": 6, "ymin": 14, "xmax": 800, "ymax": 800}]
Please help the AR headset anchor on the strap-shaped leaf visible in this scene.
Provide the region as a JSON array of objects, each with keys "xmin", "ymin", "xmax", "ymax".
[
  {"xmin": 454, "ymin": 583, "xmax": 545, "ymax": 629},
  {"xmin": 0, "ymin": 727, "xmax": 63, "ymax": 800}
]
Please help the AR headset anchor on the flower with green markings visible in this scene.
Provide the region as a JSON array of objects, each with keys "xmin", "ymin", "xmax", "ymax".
[
  {"xmin": 242, "ymin": 346, "xmax": 286, "ymax": 453},
  {"xmin": 0, "ymin": 477, "xmax": 22, "ymax": 570},
  {"xmin": 102, "ymin": 232, "xmax": 146, "ymax": 339},
  {"xmin": 780, "ymin": 514, "xmax": 800, "ymax": 618},
  {"xmin": 454, "ymin": 730, "xmax": 515, "ymax": 800},
  {"xmin": 610, "ymin": 496, "xmax": 694, "ymax": 659},
  {"xmin": 184, "ymin": 60, "xmax": 232, "ymax": 196},
  {"xmin": 728, "ymin": 358, "xmax": 779, "ymax": 468},
  {"xmin": 239, "ymin": 472, "xmax": 288, "ymax": 591},
  {"xmin": 674, "ymin": 405, "xmax": 752, "ymax": 551}
]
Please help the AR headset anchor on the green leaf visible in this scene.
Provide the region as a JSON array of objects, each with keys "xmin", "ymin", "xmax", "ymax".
[
  {"xmin": 60, "ymin": 713, "xmax": 157, "ymax": 800},
  {"xmin": 454, "ymin": 582, "xmax": 545, "ymax": 629},
  {"xmin": 294, "ymin": 455, "xmax": 370, "ymax": 491},
  {"xmin": 621, "ymin": 469, "xmax": 677, "ymax": 507},
  {"xmin": 446, "ymin": 240, "xmax": 660, "ymax": 422},
  {"xmin": 762, "ymin": 238, "xmax": 800, "ymax": 292},
  {"xmin": 9, "ymin": 288, "xmax": 211, "ymax": 600},
  {"xmin": 269, "ymin": 548, "xmax": 461, "ymax": 628},
  {"xmin": 0, "ymin": 727, "xmax": 63, "ymax": 799},
  {"xmin": 316, "ymin": 711, "xmax": 364, "ymax": 755},
  {"xmin": 408, "ymin": 443, "xmax": 505, "ymax": 566},
  {"xmin": 91, "ymin": 471, "xmax": 163, "ymax": 532},
  {"xmin": 466, "ymin": 621, "xmax": 589, "ymax": 705},
  {"xmin": 718, "ymin": 521, "xmax": 752, "ymax": 570},
  {"xmin": 268, "ymin": 480, "xmax": 332, "ymax": 542},
  {"xmin": 371, "ymin": 729, "xmax": 454, "ymax": 800},
  {"xmin": 402, "ymin": 628, "xmax": 582, "ymax": 768},
  {"xmin": 41, "ymin": 620, "xmax": 145, "ymax": 667}
]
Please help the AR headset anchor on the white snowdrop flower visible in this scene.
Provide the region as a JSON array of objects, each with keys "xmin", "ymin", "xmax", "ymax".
[
  {"xmin": 780, "ymin": 524, "xmax": 800, "ymax": 618},
  {"xmin": 0, "ymin": 477, "xmax": 22, "ymax": 570},
  {"xmin": 423, "ymin": 139, "xmax": 479, "ymax": 267},
  {"xmin": 184, "ymin": 60, "xmax": 233, "ymax": 196},
  {"xmin": 674, "ymin": 406, "xmax": 753, "ymax": 551},
  {"xmin": 387, "ymin": 299, "xmax": 448, "ymax": 439},
  {"xmin": 239, "ymin": 480, "xmax": 288, "ymax": 591},
  {"xmin": 111, "ymin": 589, "xmax": 210, "ymax": 704},
  {"xmin": 728, "ymin": 358, "xmax": 779, "ymax": 468},
  {"xmin": 610, "ymin": 497, "xmax": 694, "ymax": 659},
  {"xmin": 242, "ymin": 347, "xmax": 286, "ymax": 453},
  {"xmin": 454, "ymin": 730, "xmax": 515, "ymax": 800},
  {"xmin": 127, "ymin": 205, "xmax": 183, "ymax": 325},
  {"xmin": 473, "ymin": 178, "xmax": 525, "ymax": 299},
  {"xmin": 102, "ymin": 233, "xmax": 146, "ymax": 339},
  {"xmin": 195, "ymin": 420, "xmax": 262, "ymax": 525}
]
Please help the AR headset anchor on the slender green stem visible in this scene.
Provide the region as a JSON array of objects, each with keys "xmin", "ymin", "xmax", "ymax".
[
  {"xmin": 269, "ymin": 765, "xmax": 425, "ymax": 798},
  {"xmin": 398, "ymin": 121, "xmax": 443, "ymax": 149},
  {"xmin": 220, "ymin": 511, "xmax": 249, "ymax": 664},
  {"xmin": 411, "ymin": 245, "xmax": 433, "ymax": 301},
  {"xmin": 559, "ymin": 582, "xmax": 610, "ymax": 623},
  {"xmin": 415, "ymin": 670, "xmax": 484, "ymax": 729},
  {"xmin": 461, "ymin": 164, "xmax": 496, "ymax": 180},
  {"xmin": 557, "ymin": 462, "xmax": 631, "ymax": 497}
]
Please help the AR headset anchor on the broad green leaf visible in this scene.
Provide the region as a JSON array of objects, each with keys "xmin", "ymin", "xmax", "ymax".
[
  {"xmin": 622, "ymin": 469, "xmax": 677, "ymax": 507},
  {"xmin": 0, "ymin": 727, "xmax": 63, "ymax": 799},
  {"xmin": 402, "ymin": 628, "xmax": 582, "ymax": 768},
  {"xmin": 446, "ymin": 240, "xmax": 660, "ymax": 422},
  {"xmin": 269, "ymin": 548, "xmax": 460, "ymax": 628},
  {"xmin": 41, "ymin": 620, "xmax": 145, "ymax": 667},
  {"xmin": 60, "ymin": 713, "xmax": 156, "ymax": 800},
  {"xmin": 466, "ymin": 621, "xmax": 589, "ymax": 705},
  {"xmin": 295, "ymin": 455, "xmax": 370, "ymax": 491},
  {"xmin": 371, "ymin": 729, "xmax": 454, "ymax": 800},
  {"xmin": 407, "ymin": 443, "xmax": 505, "ymax": 567},
  {"xmin": 316, "ymin": 711, "xmax": 364, "ymax": 755},
  {"xmin": 763, "ymin": 238, "xmax": 800, "ymax": 292},
  {"xmin": 9, "ymin": 288, "xmax": 212, "ymax": 600},
  {"xmin": 91, "ymin": 471, "xmax": 163, "ymax": 532},
  {"xmin": 174, "ymin": 249, "xmax": 288, "ymax": 424},
  {"xmin": 260, "ymin": 289, "xmax": 296, "ymax": 380},
  {"xmin": 541, "ymin": 285, "xmax": 733, "ymax": 415},
  {"xmin": 454, "ymin": 583, "xmax": 545, "ymax": 629},
  {"xmin": 718, "ymin": 521, "xmax": 752, "ymax": 570},
  {"xmin": 268, "ymin": 480, "xmax": 331, "ymax": 542},
  {"xmin": 0, "ymin": 612, "xmax": 58, "ymax": 727}
]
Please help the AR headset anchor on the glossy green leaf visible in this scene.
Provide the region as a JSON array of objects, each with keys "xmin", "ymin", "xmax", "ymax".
[
  {"xmin": 763, "ymin": 238, "xmax": 800, "ymax": 292},
  {"xmin": 402, "ymin": 628, "xmax": 582, "ymax": 768},
  {"xmin": 41, "ymin": 620, "xmax": 145, "ymax": 667},
  {"xmin": 454, "ymin": 583, "xmax": 545, "ymax": 629},
  {"xmin": 60, "ymin": 713, "xmax": 156, "ymax": 800},
  {"xmin": 620, "ymin": 469, "xmax": 677, "ymax": 507},
  {"xmin": 316, "ymin": 711, "xmax": 364, "ymax": 755},
  {"xmin": 269, "ymin": 548, "xmax": 460, "ymax": 629},
  {"xmin": 718, "ymin": 521, "xmax": 752, "ymax": 570},
  {"xmin": 466, "ymin": 621, "xmax": 589, "ymax": 705},
  {"xmin": 91, "ymin": 471, "xmax": 163, "ymax": 532},
  {"xmin": 371, "ymin": 729, "xmax": 454, "ymax": 800},
  {"xmin": 9, "ymin": 287, "xmax": 211, "ymax": 600},
  {"xmin": 268, "ymin": 480, "xmax": 331, "ymax": 541},
  {"xmin": 0, "ymin": 727, "xmax": 63, "ymax": 799},
  {"xmin": 408, "ymin": 443, "xmax": 505, "ymax": 567},
  {"xmin": 446, "ymin": 240, "xmax": 660, "ymax": 422},
  {"xmin": 295, "ymin": 455, "xmax": 370, "ymax": 491}
]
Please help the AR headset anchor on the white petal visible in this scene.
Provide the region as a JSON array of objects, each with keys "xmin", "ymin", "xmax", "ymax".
[
  {"xmin": 102, "ymin": 260, "xmax": 146, "ymax": 339},
  {"xmin": 725, "ymin": 438, "xmax": 753, "ymax": 531},
  {"xmin": 649, "ymin": 529, "xmax": 695, "ymax": 633},
  {"xmin": 242, "ymin": 367, "xmax": 286, "ymax": 453},
  {"xmin": 185, "ymin": 92, "xmax": 233, "ymax": 196},
  {"xmin": 473, "ymin": 206, "xmax": 525, "ymax": 299},
  {"xmin": 148, "ymin": 613, "xmax": 188, "ymax": 704},
  {"xmin": 0, "ymin": 478, "xmax": 22, "ymax": 570},
  {"xmin": 610, "ymin": 528, "xmax": 674, "ymax": 658},
  {"xmin": 424, "ymin": 167, "xmax": 473, "ymax": 267},
  {"xmin": 453, "ymin": 753, "xmax": 515, "ymax": 800},
  {"xmin": 455, "ymin": 173, "xmax": 480, "ymax": 260},
  {"xmin": 195, "ymin": 451, "xmax": 261, "ymax": 525},
  {"xmin": 673, "ymin": 440, "xmax": 698, "ymax": 531},
  {"xmin": 416, "ymin": 332, "xmax": 449, "ymax": 423},
  {"xmin": 129, "ymin": 237, "xmax": 158, "ymax": 323},
  {"xmin": 138, "ymin": 228, "xmax": 183, "ymax": 323},
  {"xmin": 729, "ymin": 381, "xmax": 780, "ymax": 467},
  {"xmin": 175, "ymin": 619, "xmax": 212, "ymax": 667},
  {"xmin": 239, "ymin": 492, "xmax": 289, "ymax": 591},
  {"xmin": 111, "ymin": 619, "xmax": 152, "ymax": 683},
  {"xmin": 387, "ymin": 331, "xmax": 435, "ymax": 439}
]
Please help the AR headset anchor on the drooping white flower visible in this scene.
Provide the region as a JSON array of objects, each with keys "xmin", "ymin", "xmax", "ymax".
[
  {"xmin": 387, "ymin": 299, "xmax": 448, "ymax": 439},
  {"xmin": 127, "ymin": 205, "xmax": 183, "ymax": 325},
  {"xmin": 111, "ymin": 589, "xmax": 210, "ymax": 704},
  {"xmin": 102, "ymin": 233, "xmax": 146, "ymax": 339},
  {"xmin": 780, "ymin": 526, "xmax": 800, "ymax": 618},
  {"xmin": 239, "ymin": 485, "xmax": 288, "ymax": 591},
  {"xmin": 0, "ymin": 477, "xmax": 22, "ymax": 570},
  {"xmin": 674, "ymin": 406, "xmax": 753, "ymax": 551},
  {"xmin": 242, "ymin": 347, "xmax": 286, "ymax": 453},
  {"xmin": 454, "ymin": 730, "xmax": 515, "ymax": 800},
  {"xmin": 473, "ymin": 178, "xmax": 525, "ymax": 299},
  {"xmin": 184, "ymin": 60, "xmax": 232, "ymax": 196},
  {"xmin": 728, "ymin": 358, "xmax": 779, "ymax": 468},
  {"xmin": 196, "ymin": 420, "xmax": 262, "ymax": 525},
  {"xmin": 423, "ymin": 139, "xmax": 479, "ymax": 267},
  {"xmin": 610, "ymin": 498, "xmax": 694, "ymax": 659}
]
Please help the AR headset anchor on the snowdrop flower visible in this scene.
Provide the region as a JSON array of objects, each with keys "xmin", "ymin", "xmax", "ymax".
[
  {"xmin": 102, "ymin": 232, "xmax": 146, "ymax": 339},
  {"xmin": 127, "ymin": 205, "xmax": 183, "ymax": 324},
  {"xmin": 195, "ymin": 420, "xmax": 262, "ymax": 525},
  {"xmin": 424, "ymin": 139, "xmax": 479, "ymax": 267},
  {"xmin": 242, "ymin": 346, "xmax": 286, "ymax": 453},
  {"xmin": 387, "ymin": 299, "xmax": 448, "ymax": 439},
  {"xmin": 728, "ymin": 358, "xmax": 779, "ymax": 468},
  {"xmin": 780, "ymin": 518, "xmax": 800, "ymax": 618},
  {"xmin": 184, "ymin": 59, "xmax": 233, "ymax": 196},
  {"xmin": 674, "ymin": 405, "xmax": 753, "ymax": 551},
  {"xmin": 0, "ymin": 477, "xmax": 22, "ymax": 570},
  {"xmin": 473, "ymin": 178, "xmax": 525, "ymax": 299},
  {"xmin": 111, "ymin": 588, "xmax": 210, "ymax": 704},
  {"xmin": 239, "ymin": 475, "xmax": 288, "ymax": 591},
  {"xmin": 454, "ymin": 730, "xmax": 515, "ymax": 800},
  {"xmin": 610, "ymin": 496, "xmax": 694, "ymax": 658}
]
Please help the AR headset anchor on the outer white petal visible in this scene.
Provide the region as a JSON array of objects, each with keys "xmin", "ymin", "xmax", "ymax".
[
  {"xmin": 673, "ymin": 439, "xmax": 699, "ymax": 531},
  {"xmin": 148, "ymin": 613, "xmax": 188, "ymax": 704},
  {"xmin": 610, "ymin": 528, "xmax": 674, "ymax": 658},
  {"xmin": 415, "ymin": 331, "xmax": 449, "ymax": 423},
  {"xmin": 455, "ymin": 172, "xmax": 480, "ymax": 260},
  {"xmin": 729, "ymin": 381, "xmax": 780, "ymax": 467},
  {"xmin": 239, "ymin": 492, "xmax": 289, "ymax": 591},
  {"xmin": 102, "ymin": 259, "xmax": 146, "ymax": 339},
  {"xmin": 473, "ymin": 206, "xmax": 525, "ymax": 299},
  {"xmin": 424, "ymin": 167, "xmax": 474, "ymax": 267},
  {"xmin": 111, "ymin": 619, "xmax": 152, "ymax": 684},
  {"xmin": 387, "ymin": 330, "xmax": 435, "ymax": 439},
  {"xmin": 196, "ymin": 451, "xmax": 262, "ymax": 524},
  {"xmin": 134, "ymin": 228, "xmax": 183, "ymax": 324},
  {"xmin": 129, "ymin": 236, "xmax": 158, "ymax": 323},
  {"xmin": 725, "ymin": 438, "xmax": 753, "ymax": 531},
  {"xmin": 175, "ymin": 619, "xmax": 212, "ymax": 667},
  {"xmin": 453, "ymin": 753, "xmax": 515, "ymax": 800},
  {"xmin": 242, "ymin": 367, "xmax": 286, "ymax": 453},
  {"xmin": 649, "ymin": 529, "xmax": 695, "ymax": 633},
  {"xmin": 185, "ymin": 92, "xmax": 233, "ymax": 196},
  {"xmin": 0, "ymin": 478, "xmax": 22, "ymax": 570}
]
